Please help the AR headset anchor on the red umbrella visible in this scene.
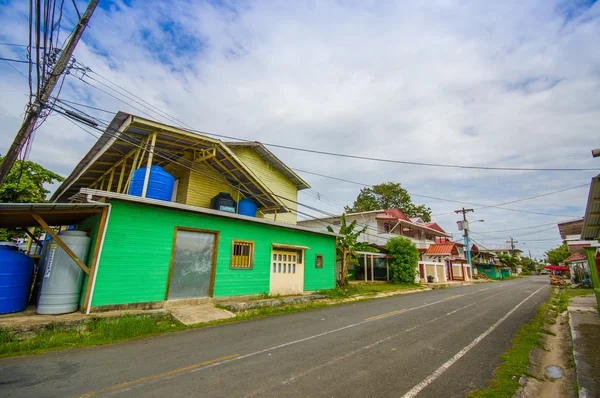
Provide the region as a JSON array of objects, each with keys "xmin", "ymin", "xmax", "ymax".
[{"xmin": 545, "ymin": 265, "xmax": 569, "ymax": 271}]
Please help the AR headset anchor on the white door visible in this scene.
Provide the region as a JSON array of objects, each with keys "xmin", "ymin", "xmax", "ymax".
[{"xmin": 270, "ymin": 250, "xmax": 304, "ymax": 295}]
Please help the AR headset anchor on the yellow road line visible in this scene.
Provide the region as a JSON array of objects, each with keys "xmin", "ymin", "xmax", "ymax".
[
  {"xmin": 365, "ymin": 308, "xmax": 406, "ymax": 321},
  {"xmin": 443, "ymin": 294, "xmax": 464, "ymax": 301},
  {"xmin": 478, "ymin": 288, "xmax": 490, "ymax": 292},
  {"xmin": 80, "ymin": 353, "xmax": 239, "ymax": 397}
]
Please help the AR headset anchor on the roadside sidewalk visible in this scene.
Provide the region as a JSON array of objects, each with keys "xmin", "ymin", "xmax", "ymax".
[{"xmin": 568, "ymin": 294, "xmax": 600, "ymax": 398}]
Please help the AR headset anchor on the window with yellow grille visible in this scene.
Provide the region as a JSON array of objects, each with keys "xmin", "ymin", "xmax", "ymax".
[{"xmin": 231, "ymin": 240, "xmax": 254, "ymax": 269}]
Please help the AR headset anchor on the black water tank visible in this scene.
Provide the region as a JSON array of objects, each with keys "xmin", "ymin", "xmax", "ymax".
[{"xmin": 210, "ymin": 192, "xmax": 237, "ymax": 213}]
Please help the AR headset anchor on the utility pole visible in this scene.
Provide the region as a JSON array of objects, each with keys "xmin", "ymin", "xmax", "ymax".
[
  {"xmin": 0, "ymin": 0, "xmax": 99, "ymax": 186},
  {"xmin": 507, "ymin": 237, "xmax": 518, "ymax": 253},
  {"xmin": 455, "ymin": 207, "xmax": 474, "ymax": 277}
]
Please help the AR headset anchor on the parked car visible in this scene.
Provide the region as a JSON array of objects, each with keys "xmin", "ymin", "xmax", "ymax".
[{"xmin": 539, "ymin": 270, "xmax": 549, "ymax": 275}]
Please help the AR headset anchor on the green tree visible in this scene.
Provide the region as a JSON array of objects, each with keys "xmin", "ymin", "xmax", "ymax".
[
  {"xmin": 345, "ymin": 182, "xmax": 432, "ymax": 221},
  {"xmin": 327, "ymin": 214, "xmax": 374, "ymax": 287},
  {"xmin": 385, "ymin": 236, "xmax": 419, "ymax": 284},
  {"xmin": 497, "ymin": 253, "xmax": 520, "ymax": 271},
  {"xmin": 545, "ymin": 242, "xmax": 569, "ymax": 266},
  {"xmin": 0, "ymin": 155, "xmax": 64, "ymax": 241},
  {"xmin": 520, "ymin": 257, "xmax": 536, "ymax": 273}
]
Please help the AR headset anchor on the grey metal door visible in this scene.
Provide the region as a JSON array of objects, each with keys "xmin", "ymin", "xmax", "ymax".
[{"xmin": 167, "ymin": 229, "xmax": 217, "ymax": 299}]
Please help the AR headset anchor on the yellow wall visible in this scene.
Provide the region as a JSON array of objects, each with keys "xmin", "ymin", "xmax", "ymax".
[
  {"xmin": 163, "ymin": 162, "xmax": 190, "ymax": 204},
  {"xmin": 185, "ymin": 162, "xmax": 240, "ymax": 208},
  {"xmin": 229, "ymin": 147, "xmax": 298, "ymax": 225}
]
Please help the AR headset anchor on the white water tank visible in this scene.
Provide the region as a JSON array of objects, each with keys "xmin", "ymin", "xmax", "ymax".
[{"xmin": 37, "ymin": 231, "xmax": 91, "ymax": 315}]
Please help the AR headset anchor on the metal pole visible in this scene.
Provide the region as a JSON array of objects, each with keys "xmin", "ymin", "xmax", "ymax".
[{"xmin": 0, "ymin": 0, "xmax": 100, "ymax": 186}]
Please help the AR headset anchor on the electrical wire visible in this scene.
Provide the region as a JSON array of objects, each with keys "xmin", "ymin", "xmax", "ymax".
[
  {"xmin": 0, "ymin": 57, "xmax": 34, "ymax": 64},
  {"xmin": 52, "ymin": 106, "xmax": 410, "ymax": 241},
  {"xmin": 71, "ymin": 63, "xmax": 600, "ymax": 172}
]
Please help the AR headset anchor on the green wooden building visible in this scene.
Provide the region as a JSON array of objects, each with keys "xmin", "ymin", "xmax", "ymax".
[
  {"xmin": 1, "ymin": 112, "xmax": 338, "ymax": 313},
  {"xmin": 75, "ymin": 193, "xmax": 336, "ymax": 311}
]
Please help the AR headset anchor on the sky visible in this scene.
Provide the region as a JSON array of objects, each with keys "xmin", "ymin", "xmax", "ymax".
[{"xmin": 1, "ymin": 0, "xmax": 599, "ymax": 258}]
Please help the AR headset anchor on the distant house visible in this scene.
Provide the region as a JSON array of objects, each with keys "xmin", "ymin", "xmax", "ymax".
[
  {"xmin": 420, "ymin": 242, "xmax": 470, "ymax": 282},
  {"xmin": 482, "ymin": 244, "xmax": 522, "ymax": 260},
  {"xmin": 298, "ymin": 209, "xmax": 450, "ymax": 250},
  {"xmin": 471, "ymin": 244, "xmax": 509, "ymax": 279},
  {"xmin": 557, "ymin": 218, "xmax": 597, "ymax": 255},
  {"xmin": 564, "ymin": 253, "xmax": 590, "ymax": 283},
  {"xmin": 1, "ymin": 112, "xmax": 338, "ymax": 313}
]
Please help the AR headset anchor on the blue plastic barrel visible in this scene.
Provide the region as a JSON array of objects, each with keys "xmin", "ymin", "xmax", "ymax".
[
  {"xmin": 238, "ymin": 198, "xmax": 258, "ymax": 217},
  {"xmin": 128, "ymin": 165, "xmax": 175, "ymax": 201},
  {"xmin": 0, "ymin": 244, "xmax": 34, "ymax": 314}
]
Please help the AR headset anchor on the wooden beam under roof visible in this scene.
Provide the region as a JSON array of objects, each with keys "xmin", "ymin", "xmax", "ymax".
[{"xmin": 31, "ymin": 212, "xmax": 90, "ymax": 275}]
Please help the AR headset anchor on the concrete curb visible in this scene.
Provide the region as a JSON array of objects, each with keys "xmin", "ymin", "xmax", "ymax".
[
  {"xmin": 568, "ymin": 305, "xmax": 589, "ymax": 398},
  {"xmin": 223, "ymin": 294, "xmax": 326, "ymax": 311}
]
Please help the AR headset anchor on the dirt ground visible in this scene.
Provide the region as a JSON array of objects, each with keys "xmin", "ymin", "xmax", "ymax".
[{"xmin": 517, "ymin": 305, "xmax": 577, "ymax": 397}]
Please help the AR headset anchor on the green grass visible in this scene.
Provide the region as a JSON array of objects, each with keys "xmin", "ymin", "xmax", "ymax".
[
  {"xmin": 0, "ymin": 283, "xmax": 420, "ymax": 359},
  {"xmin": 468, "ymin": 286, "xmax": 590, "ymax": 398},
  {"xmin": 0, "ymin": 314, "xmax": 186, "ymax": 358},
  {"xmin": 467, "ymin": 293, "xmax": 551, "ymax": 398}
]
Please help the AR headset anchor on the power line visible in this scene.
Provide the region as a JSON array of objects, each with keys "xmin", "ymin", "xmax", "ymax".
[
  {"xmin": 0, "ymin": 57, "xmax": 33, "ymax": 64},
  {"xmin": 49, "ymin": 69, "xmax": 587, "ymax": 231},
  {"xmin": 468, "ymin": 220, "xmax": 578, "ymax": 234},
  {"xmin": 53, "ymin": 92, "xmax": 584, "ymax": 221},
  {"xmin": 293, "ymin": 167, "xmax": 584, "ymax": 218},
  {"xmin": 53, "ymin": 106, "xmax": 408, "ymax": 241},
  {"xmin": 69, "ymin": 64, "xmax": 600, "ymax": 172},
  {"xmin": 0, "ymin": 42, "xmax": 32, "ymax": 47},
  {"xmin": 2, "ymin": 59, "xmax": 29, "ymax": 79}
]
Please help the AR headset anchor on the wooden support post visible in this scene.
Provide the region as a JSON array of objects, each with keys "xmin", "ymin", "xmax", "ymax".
[
  {"xmin": 22, "ymin": 227, "xmax": 42, "ymax": 246},
  {"xmin": 107, "ymin": 168, "xmax": 115, "ymax": 192},
  {"xmin": 31, "ymin": 212, "xmax": 90, "ymax": 275},
  {"xmin": 141, "ymin": 132, "xmax": 157, "ymax": 198},
  {"xmin": 386, "ymin": 258, "xmax": 389, "ymax": 282},
  {"xmin": 371, "ymin": 254, "xmax": 374, "ymax": 282},
  {"xmin": 82, "ymin": 206, "xmax": 109, "ymax": 312},
  {"xmin": 364, "ymin": 253, "xmax": 367, "ymax": 282},
  {"xmin": 124, "ymin": 146, "xmax": 142, "ymax": 193},
  {"xmin": 116, "ymin": 160, "xmax": 126, "ymax": 193}
]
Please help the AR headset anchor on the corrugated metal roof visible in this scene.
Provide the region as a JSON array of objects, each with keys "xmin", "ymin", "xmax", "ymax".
[
  {"xmin": 424, "ymin": 243, "xmax": 459, "ymax": 256},
  {"xmin": 77, "ymin": 188, "xmax": 341, "ymax": 238},
  {"xmin": 50, "ymin": 113, "xmax": 288, "ymax": 213},
  {"xmin": 582, "ymin": 175, "xmax": 600, "ymax": 240},
  {"xmin": 557, "ymin": 218, "xmax": 584, "ymax": 239},
  {"xmin": 425, "ymin": 222, "xmax": 446, "ymax": 234},
  {"xmin": 0, "ymin": 203, "xmax": 108, "ymax": 228},
  {"xmin": 564, "ymin": 253, "xmax": 587, "ymax": 263},
  {"xmin": 223, "ymin": 142, "xmax": 310, "ymax": 190},
  {"xmin": 375, "ymin": 209, "xmax": 412, "ymax": 222}
]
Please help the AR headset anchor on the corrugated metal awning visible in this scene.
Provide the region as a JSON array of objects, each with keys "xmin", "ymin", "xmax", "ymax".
[
  {"xmin": 582, "ymin": 175, "xmax": 600, "ymax": 240},
  {"xmin": 272, "ymin": 243, "xmax": 310, "ymax": 250},
  {"xmin": 0, "ymin": 203, "xmax": 108, "ymax": 228}
]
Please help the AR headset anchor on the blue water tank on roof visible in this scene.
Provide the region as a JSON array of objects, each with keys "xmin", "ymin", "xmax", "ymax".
[
  {"xmin": 238, "ymin": 198, "xmax": 258, "ymax": 217},
  {"xmin": 128, "ymin": 166, "xmax": 175, "ymax": 201}
]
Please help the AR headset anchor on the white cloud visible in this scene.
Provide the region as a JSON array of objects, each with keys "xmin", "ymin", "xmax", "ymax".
[{"xmin": 1, "ymin": 0, "xmax": 599, "ymax": 257}]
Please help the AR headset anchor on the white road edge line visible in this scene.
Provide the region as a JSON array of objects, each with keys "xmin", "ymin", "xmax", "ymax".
[
  {"xmin": 189, "ymin": 282, "xmax": 513, "ymax": 374},
  {"xmin": 103, "ymin": 281, "xmax": 524, "ymax": 395},
  {"xmin": 400, "ymin": 284, "xmax": 548, "ymax": 398}
]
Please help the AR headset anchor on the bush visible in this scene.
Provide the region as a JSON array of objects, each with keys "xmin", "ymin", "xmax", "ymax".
[{"xmin": 385, "ymin": 236, "xmax": 419, "ymax": 284}]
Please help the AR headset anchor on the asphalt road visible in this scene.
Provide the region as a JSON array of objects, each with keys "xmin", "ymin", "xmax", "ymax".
[{"xmin": 0, "ymin": 277, "xmax": 550, "ymax": 398}]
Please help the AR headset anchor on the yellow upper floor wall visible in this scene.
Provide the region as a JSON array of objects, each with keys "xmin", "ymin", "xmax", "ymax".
[{"xmin": 163, "ymin": 146, "xmax": 300, "ymax": 225}]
